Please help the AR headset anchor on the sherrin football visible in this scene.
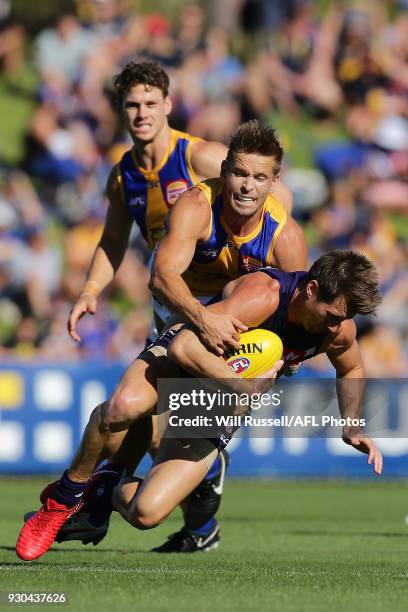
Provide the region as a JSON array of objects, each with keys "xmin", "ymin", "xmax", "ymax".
[{"xmin": 223, "ymin": 329, "xmax": 283, "ymax": 378}]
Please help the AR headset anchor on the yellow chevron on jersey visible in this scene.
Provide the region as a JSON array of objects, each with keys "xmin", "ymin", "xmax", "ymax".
[
  {"xmin": 118, "ymin": 129, "xmax": 202, "ymax": 250},
  {"xmin": 182, "ymin": 178, "xmax": 287, "ymax": 295}
]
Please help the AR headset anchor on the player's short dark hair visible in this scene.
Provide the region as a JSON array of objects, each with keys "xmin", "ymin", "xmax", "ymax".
[
  {"xmin": 226, "ymin": 120, "xmax": 283, "ymax": 177},
  {"xmin": 113, "ymin": 61, "xmax": 170, "ymax": 107},
  {"xmin": 307, "ymin": 250, "xmax": 381, "ymax": 316}
]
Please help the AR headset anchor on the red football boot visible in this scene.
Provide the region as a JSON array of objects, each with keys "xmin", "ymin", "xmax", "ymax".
[{"xmin": 16, "ymin": 497, "xmax": 83, "ymax": 561}]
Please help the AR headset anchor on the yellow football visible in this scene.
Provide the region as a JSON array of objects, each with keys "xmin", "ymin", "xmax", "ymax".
[{"xmin": 223, "ymin": 329, "xmax": 283, "ymax": 378}]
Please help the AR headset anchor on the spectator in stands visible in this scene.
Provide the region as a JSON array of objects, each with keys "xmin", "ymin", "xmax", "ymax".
[{"xmin": 0, "ymin": 0, "xmax": 406, "ymax": 373}]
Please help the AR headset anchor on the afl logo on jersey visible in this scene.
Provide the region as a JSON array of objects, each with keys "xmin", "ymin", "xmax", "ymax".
[
  {"xmin": 129, "ymin": 195, "xmax": 146, "ymax": 208},
  {"xmin": 166, "ymin": 180, "xmax": 188, "ymax": 206},
  {"xmin": 228, "ymin": 357, "xmax": 251, "ymax": 374},
  {"xmin": 197, "ymin": 246, "xmax": 219, "ymax": 258}
]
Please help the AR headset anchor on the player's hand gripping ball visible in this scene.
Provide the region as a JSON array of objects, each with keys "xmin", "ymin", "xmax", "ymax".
[{"xmin": 224, "ymin": 329, "xmax": 283, "ymax": 378}]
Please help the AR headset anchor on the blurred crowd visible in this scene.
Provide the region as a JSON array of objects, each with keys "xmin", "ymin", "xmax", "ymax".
[{"xmin": 0, "ymin": 0, "xmax": 407, "ymax": 375}]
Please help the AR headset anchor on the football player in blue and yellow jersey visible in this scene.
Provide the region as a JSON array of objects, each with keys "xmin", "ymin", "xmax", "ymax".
[
  {"xmin": 150, "ymin": 120, "xmax": 307, "ymax": 347},
  {"xmin": 16, "ymin": 68, "xmax": 306, "ymax": 560},
  {"xmin": 68, "ymin": 61, "xmax": 229, "ymax": 343}
]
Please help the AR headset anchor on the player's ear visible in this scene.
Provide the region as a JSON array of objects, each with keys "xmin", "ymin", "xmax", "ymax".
[
  {"xmin": 306, "ymin": 280, "xmax": 319, "ymax": 299},
  {"xmin": 164, "ymin": 96, "xmax": 172, "ymax": 116}
]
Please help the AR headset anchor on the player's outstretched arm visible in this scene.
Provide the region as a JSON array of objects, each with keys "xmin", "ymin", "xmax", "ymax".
[
  {"xmin": 68, "ymin": 166, "xmax": 133, "ymax": 342},
  {"xmin": 150, "ymin": 189, "xmax": 247, "ymax": 354},
  {"xmin": 325, "ymin": 320, "xmax": 383, "ymax": 475}
]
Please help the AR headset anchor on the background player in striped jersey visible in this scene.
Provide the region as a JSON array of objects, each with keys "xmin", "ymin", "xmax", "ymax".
[{"xmin": 64, "ymin": 60, "xmax": 241, "ymax": 552}]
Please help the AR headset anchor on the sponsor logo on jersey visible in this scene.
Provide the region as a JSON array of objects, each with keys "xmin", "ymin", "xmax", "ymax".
[
  {"xmin": 228, "ymin": 357, "xmax": 251, "ymax": 374},
  {"xmin": 129, "ymin": 195, "xmax": 146, "ymax": 208},
  {"xmin": 241, "ymin": 255, "xmax": 263, "ymax": 272},
  {"xmin": 166, "ymin": 180, "xmax": 188, "ymax": 206}
]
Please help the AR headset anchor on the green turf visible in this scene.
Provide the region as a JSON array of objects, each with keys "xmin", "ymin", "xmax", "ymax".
[{"xmin": 1, "ymin": 478, "xmax": 408, "ymax": 612}]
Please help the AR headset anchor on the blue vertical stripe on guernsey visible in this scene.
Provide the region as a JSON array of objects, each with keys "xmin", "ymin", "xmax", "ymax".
[
  {"xmin": 120, "ymin": 151, "xmax": 148, "ymax": 241},
  {"xmin": 192, "ymin": 195, "xmax": 227, "ymax": 264},
  {"xmin": 238, "ymin": 210, "xmax": 279, "ymax": 272},
  {"xmin": 157, "ymin": 137, "xmax": 194, "ymax": 201}
]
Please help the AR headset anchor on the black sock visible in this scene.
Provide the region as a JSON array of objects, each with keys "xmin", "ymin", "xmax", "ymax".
[{"xmin": 53, "ymin": 470, "xmax": 88, "ymax": 508}]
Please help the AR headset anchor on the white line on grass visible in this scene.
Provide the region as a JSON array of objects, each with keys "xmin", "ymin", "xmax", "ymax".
[{"xmin": 2, "ymin": 566, "xmax": 408, "ymax": 578}]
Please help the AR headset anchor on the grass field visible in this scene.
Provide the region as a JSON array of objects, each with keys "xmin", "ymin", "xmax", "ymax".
[{"xmin": 1, "ymin": 478, "xmax": 408, "ymax": 612}]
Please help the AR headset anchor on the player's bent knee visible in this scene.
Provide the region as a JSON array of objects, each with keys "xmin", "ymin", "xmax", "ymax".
[
  {"xmin": 102, "ymin": 387, "xmax": 150, "ymax": 430},
  {"xmin": 129, "ymin": 509, "xmax": 164, "ymax": 530},
  {"xmin": 129, "ymin": 498, "xmax": 168, "ymax": 530}
]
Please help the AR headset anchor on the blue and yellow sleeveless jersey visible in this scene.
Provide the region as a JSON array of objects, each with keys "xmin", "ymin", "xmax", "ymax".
[
  {"xmin": 182, "ymin": 178, "xmax": 287, "ymax": 295},
  {"xmin": 117, "ymin": 129, "xmax": 202, "ymax": 250}
]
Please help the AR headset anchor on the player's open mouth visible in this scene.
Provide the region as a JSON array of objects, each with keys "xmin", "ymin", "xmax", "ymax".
[{"xmin": 233, "ymin": 194, "xmax": 256, "ymax": 206}]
